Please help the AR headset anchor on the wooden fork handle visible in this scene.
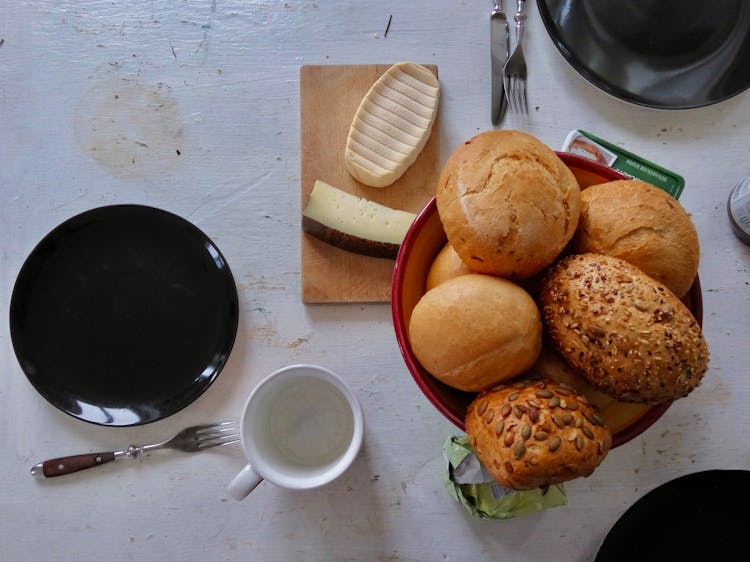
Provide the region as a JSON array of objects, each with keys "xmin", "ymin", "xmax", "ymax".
[{"xmin": 31, "ymin": 452, "xmax": 116, "ymax": 478}]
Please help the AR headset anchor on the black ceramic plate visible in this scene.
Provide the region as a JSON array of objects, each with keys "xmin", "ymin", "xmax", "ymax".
[
  {"xmin": 596, "ymin": 470, "xmax": 750, "ymax": 561},
  {"xmin": 537, "ymin": 0, "xmax": 750, "ymax": 109},
  {"xmin": 9, "ymin": 205, "xmax": 239, "ymax": 426}
]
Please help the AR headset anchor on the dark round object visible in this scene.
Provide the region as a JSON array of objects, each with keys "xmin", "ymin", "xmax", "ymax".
[
  {"xmin": 537, "ymin": 0, "xmax": 750, "ymax": 109},
  {"xmin": 597, "ymin": 470, "xmax": 750, "ymax": 561},
  {"xmin": 10, "ymin": 205, "xmax": 239, "ymax": 426}
]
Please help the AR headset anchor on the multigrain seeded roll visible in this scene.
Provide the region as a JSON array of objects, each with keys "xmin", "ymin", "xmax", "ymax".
[
  {"xmin": 540, "ymin": 253, "xmax": 709, "ymax": 404},
  {"xmin": 436, "ymin": 130, "xmax": 581, "ymax": 279},
  {"xmin": 465, "ymin": 379, "xmax": 612, "ymax": 490},
  {"xmin": 573, "ymin": 180, "xmax": 700, "ymax": 298}
]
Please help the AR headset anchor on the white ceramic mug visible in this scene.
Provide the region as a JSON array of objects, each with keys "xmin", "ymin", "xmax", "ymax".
[{"xmin": 228, "ymin": 364, "xmax": 364, "ymax": 500}]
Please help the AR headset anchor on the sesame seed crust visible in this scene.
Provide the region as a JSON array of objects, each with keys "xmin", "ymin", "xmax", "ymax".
[{"xmin": 539, "ymin": 253, "xmax": 709, "ymax": 404}]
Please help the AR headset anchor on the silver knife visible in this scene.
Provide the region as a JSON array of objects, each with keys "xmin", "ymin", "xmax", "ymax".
[{"xmin": 491, "ymin": 0, "xmax": 510, "ymax": 125}]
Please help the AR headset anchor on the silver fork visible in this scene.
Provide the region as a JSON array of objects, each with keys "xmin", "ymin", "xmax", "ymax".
[
  {"xmin": 503, "ymin": 0, "xmax": 528, "ymax": 113},
  {"xmin": 31, "ymin": 421, "xmax": 240, "ymax": 478},
  {"xmin": 491, "ymin": 0, "xmax": 510, "ymax": 125}
]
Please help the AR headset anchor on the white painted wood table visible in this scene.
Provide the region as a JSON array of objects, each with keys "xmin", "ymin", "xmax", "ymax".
[{"xmin": 2, "ymin": 2, "xmax": 749, "ymax": 560}]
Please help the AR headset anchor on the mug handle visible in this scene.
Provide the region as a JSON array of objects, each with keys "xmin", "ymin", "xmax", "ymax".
[{"xmin": 228, "ymin": 464, "xmax": 263, "ymax": 500}]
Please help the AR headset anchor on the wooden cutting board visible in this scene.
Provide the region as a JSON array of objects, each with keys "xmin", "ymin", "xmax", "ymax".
[{"xmin": 300, "ymin": 64, "xmax": 441, "ymax": 303}]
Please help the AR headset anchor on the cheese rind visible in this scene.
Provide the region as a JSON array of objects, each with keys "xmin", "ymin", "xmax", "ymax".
[
  {"xmin": 302, "ymin": 179, "xmax": 416, "ymax": 259},
  {"xmin": 345, "ymin": 62, "xmax": 439, "ymax": 188}
]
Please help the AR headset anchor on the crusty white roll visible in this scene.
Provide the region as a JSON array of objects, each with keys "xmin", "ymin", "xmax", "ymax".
[
  {"xmin": 573, "ymin": 179, "xmax": 700, "ymax": 297},
  {"xmin": 408, "ymin": 274, "xmax": 541, "ymax": 392},
  {"xmin": 466, "ymin": 379, "xmax": 612, "ymax": 490},
  {"xmin": 540, "ymin": 253, "xmax": 709, "ymax": 404},
  {"xmin": 425, "ymin": 242, "xmax": 471, "ymax": 291},
  {"xmin": 436, "ymin": 130, "xmax": 581, "ymax": 279}
]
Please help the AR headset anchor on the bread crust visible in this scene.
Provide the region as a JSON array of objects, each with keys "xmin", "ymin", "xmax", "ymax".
[
  {"xmin": 466, "ymin": 379, "xmax": 612, "ymax": 490},
  {"xmin": 532, "ymin": 346, "xmax": 653, "ymax": 435},
  {"xmin": 425, "ymin": 242, "xmax": 471, "ymax": 291},
  {"xmin": 540, "ymin": 253, "xmax": 709, "ymax": 404},
  {"xmin": 573, "ymin": 180, "xmax": 700, "ymax": 297},
  {"xmin": 532, "ymin": 346, "xmax": 615, "ymax": 412},
  {"xmin": 408, "ymin": 274, "xmax": 541, "ymax": 391},
  {"xmin": 436, "ymin": 130, "xmax": 581, "ymax": 278}
]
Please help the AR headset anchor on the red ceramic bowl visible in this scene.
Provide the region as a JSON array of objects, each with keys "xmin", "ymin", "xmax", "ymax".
[{"xmin": 391, "ymin": 152, "xmax": 703, "ymax": 448}]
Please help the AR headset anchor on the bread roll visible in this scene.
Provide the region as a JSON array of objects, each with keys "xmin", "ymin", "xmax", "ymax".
[
  {"xmin": 573, "ymin": 180, "xmax": 700, "ymax": 297},
  {"xmin": 436, "ymin": 130, "xmax": 581, "ymax": 279},
  {"xmin": 532, "ymin": 346, "xmax": 652, "ymax": 435},
  {"xmin": 532, "ymin": 346, "xmax": 615, "ymax": 412},
  {"xmin": 540, "ymin": 254, "xmax": 709, "ymax": 404},
  {"xmin": 466, "ymin": 379, "xmax": 612, "ymax": 490},
  {"xmin": 408, "ymin": 274, "xmax": 541, "ymax": 391},
  {"xmin": 425, "ymin": 242, "xmax": 471, "ymax": 291}
]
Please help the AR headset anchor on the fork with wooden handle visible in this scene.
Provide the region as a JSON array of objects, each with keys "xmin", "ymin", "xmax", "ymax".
[{"xmin": 30, "ymin": 421, "xmax": 239, "ymax": 478}]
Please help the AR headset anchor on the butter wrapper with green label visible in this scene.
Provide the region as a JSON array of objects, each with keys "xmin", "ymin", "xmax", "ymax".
[
  {"xmin": 562, "ymin": 130, "xmax": 685, "ymax": 199},
  {"xmin": 442, "ymin": 436, "xmax": 566, "ymax": 519}
]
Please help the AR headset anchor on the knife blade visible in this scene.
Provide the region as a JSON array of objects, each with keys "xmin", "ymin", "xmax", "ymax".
[{"xmin": 491, "ymin": 0, "xmax": 510, "ymax": 125}]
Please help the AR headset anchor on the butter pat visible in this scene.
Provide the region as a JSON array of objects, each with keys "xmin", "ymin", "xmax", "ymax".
[
  {"xmin": 345, "ymin": 62, "xmax": 440, "ymax": 188},
  {"xmin": 302, "ymin": 179, "xmax": 416, "ymax": 259}
]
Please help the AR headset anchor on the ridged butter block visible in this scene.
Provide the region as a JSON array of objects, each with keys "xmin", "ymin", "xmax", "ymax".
[{"xmin": 345, "ymin": 62, "xmax": 440, "ymax": 188}]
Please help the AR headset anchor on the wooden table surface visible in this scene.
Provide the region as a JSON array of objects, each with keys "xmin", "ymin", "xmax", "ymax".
[{"xmin": 2, "ymin": 2, "xmax": 749, "ymax": 560}]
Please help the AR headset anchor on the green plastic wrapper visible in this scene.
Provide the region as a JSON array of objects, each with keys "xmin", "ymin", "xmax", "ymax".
[
  {"xmin": 561, "ymin": 129, "xmax": 685, "ymax": 199},
  {"xmin": 442, "ymin": 436, "xmax": 566, "ymax": 520}
]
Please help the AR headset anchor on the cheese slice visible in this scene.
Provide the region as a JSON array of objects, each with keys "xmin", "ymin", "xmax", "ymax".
[
  {"xmin": 345, "ymin": 62, "xmax": 440, "ymax": 188},
  {"xmin": 302, "ymin": 179, "xmax": 416, "ymax": 259}
]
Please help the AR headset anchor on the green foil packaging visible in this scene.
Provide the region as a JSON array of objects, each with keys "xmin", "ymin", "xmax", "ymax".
[{"xmin": 443, "ymin": 436, "xmax": 566, "ymax": 520}]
